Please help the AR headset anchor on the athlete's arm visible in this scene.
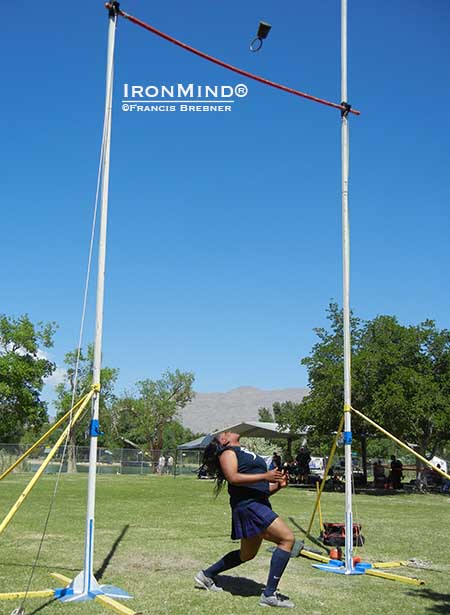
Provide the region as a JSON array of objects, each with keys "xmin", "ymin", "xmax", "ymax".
[
  {"xmin": 269, "ymin": 473, "xmax": 289, "ymax": 495},
  {"xmin": 219, "ymin": 449, "xmax": 283, "ymax": 486}
]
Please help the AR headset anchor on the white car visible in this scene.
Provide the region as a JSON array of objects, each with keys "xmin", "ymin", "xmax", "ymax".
[{"xmin": 309, "ymin": 456, "xmax": 325, "ymax": 478}]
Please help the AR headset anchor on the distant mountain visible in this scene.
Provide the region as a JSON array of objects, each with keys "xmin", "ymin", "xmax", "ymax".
[{"xmin": 180, "ymin": 386, "xmax": 309, "ymax": 434}]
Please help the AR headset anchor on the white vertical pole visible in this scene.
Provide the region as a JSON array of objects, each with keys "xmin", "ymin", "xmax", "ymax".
[
  {"xmin": 341, "ymin": 0, "xmax": 354, "ymax": 573},
  {"xmin": 81, "ymin": 5, "xmax": 117, "ymax": 593}
]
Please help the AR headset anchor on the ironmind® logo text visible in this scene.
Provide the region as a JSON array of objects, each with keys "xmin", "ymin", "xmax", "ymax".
[{"xmin": 122, "ymin": 82, "xmax": 249, "ymax": 113}]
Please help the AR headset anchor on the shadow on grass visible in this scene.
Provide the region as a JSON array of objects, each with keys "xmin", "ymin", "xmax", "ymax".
[
  {"xmin": 142, "ymin": 534, "xmax": 229, "ymax": 541},
  {"xmin": 26, "ymin": 597, "xmax": 58, "ymax": 614},
  {"xmin": 213, "ymin": 574, "xmax": 265, "ymax": 596},
  {"xmin": 95, "ymin": 524, "xmax": 129, "ymax": 581},
  {"xmin": 2, "ymin": 526, "xmax": 130, "ymax": 615},
  {"xmin": 408, "ymin": 589, "xmax": 450, "ymax": 614},
  {"xmin": 0, "ymin": 561, "xmax": 79, "ymax": 572},
  {"xmin": 361, "ymin": 489, "xmax": 409, "ymax": 497}
]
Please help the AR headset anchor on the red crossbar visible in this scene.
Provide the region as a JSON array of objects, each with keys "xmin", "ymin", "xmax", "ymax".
[{"xmin": 114, "ymin": 6, "xmax": 360, "ymax": 116}]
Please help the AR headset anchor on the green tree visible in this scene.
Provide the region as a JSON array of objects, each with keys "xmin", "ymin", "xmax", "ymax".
[
  {"xmin": 54, "ymin": 345, "xmax": 119, "ymax": 471},
  {"xmin": 353, "ymin": 317, "xmax": 450, "ymax": 456},
  {"xmin": 161, "ymin": 421, "xmax": 199, "ymax": 451},
  {"xmin": 258, "ymin": 406, "xmax": 274, "ymax": 422},
  {"xmin": 277, "ymin": 304, "xmax": 450, "ymax": 471},
  {"xmin": 276, "ymin": 303, "xmax": 361, "ymax": 439},
  {"xmin": 112, "ymin": 369, "xmax": 195, "ymax": 453},
  {"xmin": 258, "ymin": 402, "xmax": 307, "ymax": 459},
  {"xmin": 0, "ymin": 314, "xmax": 56, "ymax": 442}
]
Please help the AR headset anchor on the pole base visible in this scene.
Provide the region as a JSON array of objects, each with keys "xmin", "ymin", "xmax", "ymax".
[
  {"xmin": 51, "ymin": 572, "xmax": 139, "ymax": 613},
  {"xmin": 56, "ymin": 584, "xmax": 132, "ymax": 602},
  {"xmin": 0, "ymin": 578, "xmax": 138, "ymax": 615},
  {"xmin": 54, "ymin": 569, "xmax": 132, "ymax": 603},
  {"xmin": 313, "ymin": 560, "xmax": 371, "ymax": 575}
]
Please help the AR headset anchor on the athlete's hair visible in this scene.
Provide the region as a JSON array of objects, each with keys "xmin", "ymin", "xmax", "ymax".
[{"xmin": 202, "ymin": 436, "xmax": 226, "ymax": 496}]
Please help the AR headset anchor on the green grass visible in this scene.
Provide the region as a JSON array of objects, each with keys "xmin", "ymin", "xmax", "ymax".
[{"xmin": 0, "ymin": 474, "xmax": 449, "ymax": 614}]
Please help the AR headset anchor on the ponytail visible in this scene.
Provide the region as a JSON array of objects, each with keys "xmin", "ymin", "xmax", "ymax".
[{"xmin": 202, "ymin": 437, "xmax": 226, "ymax": 496}]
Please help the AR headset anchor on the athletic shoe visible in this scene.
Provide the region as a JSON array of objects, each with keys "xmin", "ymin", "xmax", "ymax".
[
  {"xmin": 194, "ymin": 570, "xmax": 224, "ymax": 592},
  {"xmin": 259, "ymin": 592, "xmax": 295, "ymax": 608}
]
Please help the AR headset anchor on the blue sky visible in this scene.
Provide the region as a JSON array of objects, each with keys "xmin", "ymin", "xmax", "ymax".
[{"xmin": 2, "ymin": 1, "xmax": 449, "ymax": 406}]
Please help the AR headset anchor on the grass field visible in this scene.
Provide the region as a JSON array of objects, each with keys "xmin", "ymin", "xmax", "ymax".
[{"xmin": 0, "ymin": 474, "xmax": 449, "ymax": 615}]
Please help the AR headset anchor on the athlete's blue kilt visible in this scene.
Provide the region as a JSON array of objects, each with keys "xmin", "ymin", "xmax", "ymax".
[{"xmin": 231, "ymin": 498, "xmax": 278, "ymax": 539}]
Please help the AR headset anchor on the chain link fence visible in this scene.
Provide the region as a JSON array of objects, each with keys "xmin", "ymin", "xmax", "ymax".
[
  {"xmin": 0, "ymin": 443, "xmax": 188, "ymax": 476},
  {"xmin": 175, "ymin": 449, "xmax": 203, "ymax": 477}
]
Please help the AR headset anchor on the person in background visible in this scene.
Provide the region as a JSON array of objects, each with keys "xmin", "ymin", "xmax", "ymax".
[
  {"xmin": 289, "ymin": 460, "xmax": 299, "ymax": 484},
  {"xmin": 430, "ymin": 463, "xmax": 443, "ymax": 487},
  {"xmin": 295, "ymin": 447, "xmax": 311, "ymax": 484},
  {"xmin": 158, "ymin": 454, "xmax": 166, "ymax": 475},
  {"xmin": 390, "ymin": 455, "xmax": 403, "ymax": 489},
  {"xmin": 270, "ymin": 451, "xmax": 282, "ymax": 470},
  {"xmin": 198, "ymin": 464, "xmax": 208, "ymax": 479},
  {"xmin": 441, "ymin": 467, "xmax": 450, "ymax": 493},
  {"xmin": 167, "ymin": 455, "xmax": 174, "ymax": 475},
  {"xmin": 372, "ymin": 459, "xmax": 386, "ymax": 489}
]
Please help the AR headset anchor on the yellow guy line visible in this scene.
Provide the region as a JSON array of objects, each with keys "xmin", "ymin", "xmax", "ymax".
[
  {"xmin": 0, "ymin": 392, "xmax": 91, "ymax": 482},
  {"xmin": 316, "ymin": 482, "xmax": 324, "ymax": 533},
  {"xmin": 0, "ymin": 589, "xmax": 55, "ymax": 600},
  {"xmin": 299, "ymin": 549, "xmax": 330, "ymax": 564},
  {"xmin": 365, "ymin": 568, "xmax": 424, "ymax": 586},
  {"xmin": 372, "ymin": 561, "xmax": 405, "ymax": 569},
  {"xmin": 351, "ymin": 406, "xmax": 450, "ymax": 482},
  {"xmin": 306, "ymin": 414, "xmax": 344, "ymax": 536},
  {"xmin": 0, "ymin": 389, "xmax": 95, "ymax": 537}
]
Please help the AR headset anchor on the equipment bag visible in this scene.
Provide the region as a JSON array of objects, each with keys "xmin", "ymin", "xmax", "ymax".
[{"xmin": 320, "ymin": 522, "xmax": 365, "ymax": 547}]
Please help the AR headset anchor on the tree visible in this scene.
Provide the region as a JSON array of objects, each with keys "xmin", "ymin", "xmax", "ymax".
[
  {"xmin": 160, "ymin": 421, "xmax": 199, "ymax": 451},
  {"xmin": 278, "ymin": 304, "xmax": 450, "ymax": 471},
  {"xmin": 258, "ymin": 402, "xmax": 307, "ymax": 459},
  {"xmin": 258, "ymin": 406, "xmax": 274, "ymax": 422},
  {"xmin": 353, "ymin": 317, "xmax": 450, "ymax": 457},
  {"xmin": 54, "ymin": 345, "xmax": 119, "ymax": 471},
  {"xmin": 112, "ymin": 369, "xmax": 195, "ymax": 453},
  {"xmin": 279, "ymin": 303, "xmax": 361, "ymax": 436},
  {"xmin": 0, "ymin": 314, "xmax": 56, "ymax": 442}
]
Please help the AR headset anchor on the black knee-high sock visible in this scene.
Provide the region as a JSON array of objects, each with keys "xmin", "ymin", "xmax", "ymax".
[
  {"xmin": 264, "ymin": 547, "xmax": 291, "ymax": 596},
  {"xmin": 204, "ymin": 550, "xmax": 243, "ymax": 578}
]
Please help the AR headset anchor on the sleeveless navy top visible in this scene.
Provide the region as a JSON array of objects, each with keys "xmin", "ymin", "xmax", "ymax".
[{"xmin": 219, "ymin": 446, "xmax": 270, "ymax": 508}]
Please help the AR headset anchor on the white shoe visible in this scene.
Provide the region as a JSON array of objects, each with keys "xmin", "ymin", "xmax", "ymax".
[
  {"xmin": 194, "ymin": 570, "xmax": 224, "ymax": 592},
  {"xmin": 259, "ymin": 592, "xmax": 295, "ymax": 608}
]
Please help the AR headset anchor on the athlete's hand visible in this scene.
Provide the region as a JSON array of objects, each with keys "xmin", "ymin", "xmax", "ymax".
[
  {"xmin": 279, "ymin": 472, "xmax": 289, "ymax": 489},
  {"xmin": 266, "ymin": 469, "xmax": 284, "ymax": 482}
]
